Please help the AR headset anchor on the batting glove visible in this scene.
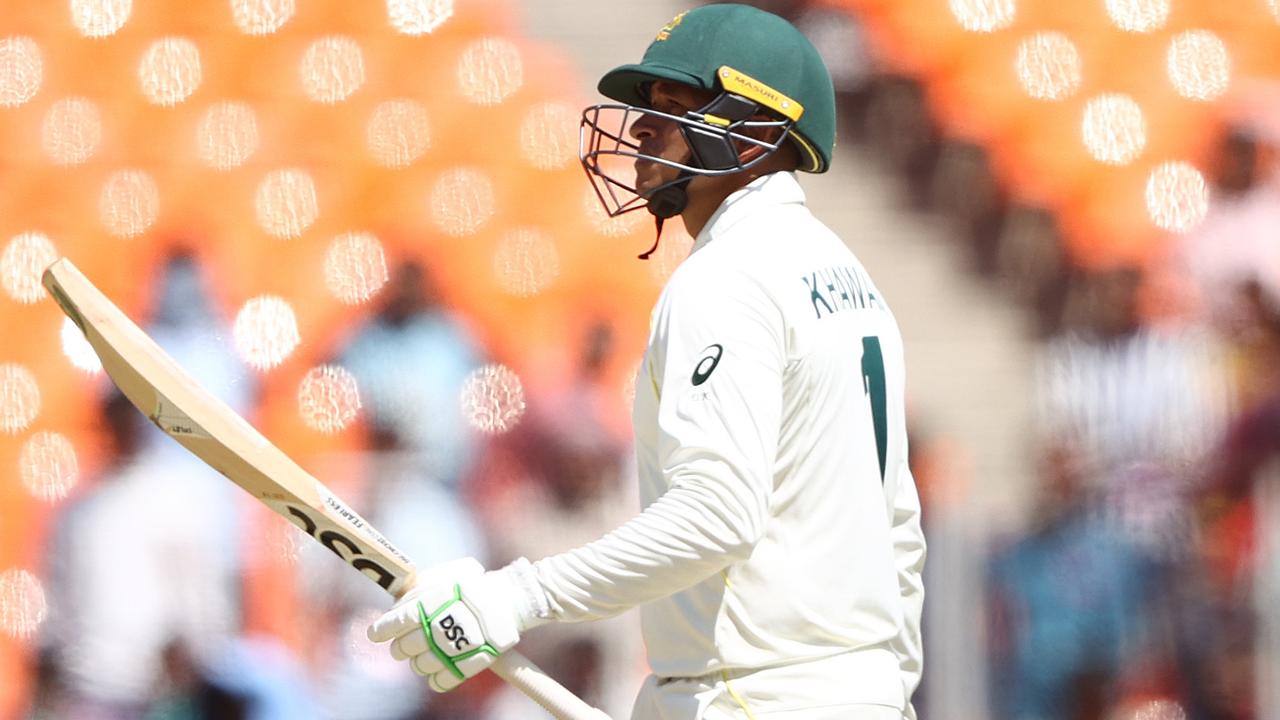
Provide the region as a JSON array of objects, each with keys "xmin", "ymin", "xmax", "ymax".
[{"xmin": 367, "ymin": 557, "xmax": 550, "ymax": 692}]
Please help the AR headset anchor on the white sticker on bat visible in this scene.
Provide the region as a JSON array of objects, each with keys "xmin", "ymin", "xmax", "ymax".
[{"xmin": 152, "ymin": 399, "xmax": 212, "ymax": 439}]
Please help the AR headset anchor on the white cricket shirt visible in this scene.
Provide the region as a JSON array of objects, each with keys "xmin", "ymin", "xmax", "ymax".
[{"xmin": 533, "ymin": 171, "xmax": 926, "ymax": 710}]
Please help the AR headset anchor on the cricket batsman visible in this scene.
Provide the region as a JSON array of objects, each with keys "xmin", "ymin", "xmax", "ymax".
[{"xmin": 368, "ymin": 5, "xmax": 927, "ymax": 718}]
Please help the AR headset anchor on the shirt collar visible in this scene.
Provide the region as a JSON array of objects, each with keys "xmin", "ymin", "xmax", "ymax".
[{"xmin": 692, "ymin": 171, "xmax": 807, "ymax": 252}]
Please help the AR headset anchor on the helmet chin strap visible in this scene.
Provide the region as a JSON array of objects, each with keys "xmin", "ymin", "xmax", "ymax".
[{"xmin": 638, "ymin": 171, "xmax": 692, "ymax": 260}]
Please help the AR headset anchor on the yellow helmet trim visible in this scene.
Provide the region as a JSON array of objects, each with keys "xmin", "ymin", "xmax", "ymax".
[{"xmin": 789, "ymin": 131, "xmax": 823, "ymax": 172}]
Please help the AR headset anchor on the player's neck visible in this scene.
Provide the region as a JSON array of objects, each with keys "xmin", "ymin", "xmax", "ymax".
[
  {"xmin": 681, "ymin": 149, "xmax": 797, "ymax": 237},
  {"xmin": 680, "ymin": 189, "xmax": 729, "ymax": 238},
  {"xmin": 680, "ymin": 170, "xmax": 775, "ymax": 237}
]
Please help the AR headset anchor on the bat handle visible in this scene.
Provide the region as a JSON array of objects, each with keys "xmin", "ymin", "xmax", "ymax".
[{"xmin": 492, "ymin": 651, "xmax": 613, "ymax": 720}]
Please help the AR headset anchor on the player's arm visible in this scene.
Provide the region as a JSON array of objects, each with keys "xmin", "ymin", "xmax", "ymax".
[
  {"xmin": 888, "ymin": 458, "xmax": 926, "ymax": 719},
  {"xmin": 532, "ymin": 265, "xmax": 785, "ymax": 621},
  {"xmin": 368, "ymin": 265, "xmax": 784, "ymax": 688}
]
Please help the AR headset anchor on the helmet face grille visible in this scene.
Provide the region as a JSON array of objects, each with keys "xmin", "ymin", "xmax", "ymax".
[{"xmin": 578, "ymin": 99, "xmax": 794, "ymax": 218}]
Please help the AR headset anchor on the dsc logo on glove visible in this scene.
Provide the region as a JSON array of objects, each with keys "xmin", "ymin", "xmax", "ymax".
[{"xmin": 438, "ymin": 614, "xmax": 472, "ymax": 651}]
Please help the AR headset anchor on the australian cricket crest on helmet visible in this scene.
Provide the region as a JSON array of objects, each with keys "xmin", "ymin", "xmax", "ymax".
[{"xmin": 655, "ymin": 11, "xmax": 687, "ymax": 41}]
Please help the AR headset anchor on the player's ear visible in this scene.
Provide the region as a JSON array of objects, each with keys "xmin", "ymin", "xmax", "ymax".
[{"xmin": 736, "ymin": 129, "xmax": 800, "ymax": 169}]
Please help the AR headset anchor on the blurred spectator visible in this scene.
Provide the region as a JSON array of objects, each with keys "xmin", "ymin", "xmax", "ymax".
[
  {"xmin": 24, "ymin": 647, "xmax": 71, "ymax": 720},
  {"xmin": 142, "ymin": 640, "xmax": 250, "ymax": 720},
  {"xmin": 1018, "ymin": 265, "xmax": 1247, "ymax": 716},
  {"xmin": 146, "ymin": 250, "xmax": 255, "ymax": 419},
  {"xmin": 1036, "ymin": 266, "xmax": 1230, "ymax": 560},
  {"xmin": 338, "ymin": 260, "xmax": 485, "ymax": 490},
  {"xmin": 201, "ymin": 637, "xmax": 322, "ymax": 720},
  {"xmin": 41, "ymin": 391, "xmax": 239, "ymax": 719},
  {"xmin": 313, "ymin": 422, "xmax": 488, "ymax": 720},
  {"xmin": 538, "ymin": 320, "xmax": 632, "ymax": 469},
  {"xmin": 145, "ymin": 249, "xmax": 254, "ymax": 596},
  {"xmin": 1193, "ymin": 281, "xmax": 1280, "ymax": 720},
  {"xmin": 987, "ymin": 440, "xmax": 1153, "ymax": 720},
  {"xmin": 468, "ymin": 321, "xmax": 644, "ymax": 718},
  {"xmin": 1172, "ymin": 126, "xmax": 1280, "ymax": 330},
  {"xmin": 471, "ymin": 321, "xmax": 634, "ymax": 564},
  {"xmin": 1214, "ymin": 280, "xmax": 1280, "ymax": 498}
]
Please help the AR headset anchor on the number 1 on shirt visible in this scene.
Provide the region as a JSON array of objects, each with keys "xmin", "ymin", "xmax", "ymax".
[{"xmin": 861, "ymin": 336, "xmax": 888, "ymax": 484}]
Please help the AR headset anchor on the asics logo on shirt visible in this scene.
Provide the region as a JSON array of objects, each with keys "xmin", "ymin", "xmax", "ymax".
[{"xmin": 691, "ymin": 344, "xmax": 723, "ymax": 386}]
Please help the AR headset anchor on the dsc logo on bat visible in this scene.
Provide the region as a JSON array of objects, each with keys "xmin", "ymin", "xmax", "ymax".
[{"xmin": 280, "ymin": 504, "xmax": 400, "ymax": 593}]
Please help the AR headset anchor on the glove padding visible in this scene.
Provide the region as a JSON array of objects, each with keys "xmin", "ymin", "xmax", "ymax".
[{"xmin": 367, "ymin": 557, "xmax": 521, "ymax": 692}]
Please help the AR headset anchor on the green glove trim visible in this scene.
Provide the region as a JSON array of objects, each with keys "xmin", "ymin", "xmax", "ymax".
[{"xmin": 417, "ymin": 584, "xmax": 503, "ymax": 682}]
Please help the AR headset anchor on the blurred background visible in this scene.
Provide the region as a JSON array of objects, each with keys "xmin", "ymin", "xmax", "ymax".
[{"xmin": 0, "ymin": 0, "xmax": 1278, "ymax": 718}]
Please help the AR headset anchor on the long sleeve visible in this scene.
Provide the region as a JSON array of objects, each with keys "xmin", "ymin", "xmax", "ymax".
[
  {"xmin": 889, "ymin": 460, "xmax": 927, "ymax": 718},
  {"xmin": 532, "ymin": 266, "xmax": 784, "ymax": 622}
]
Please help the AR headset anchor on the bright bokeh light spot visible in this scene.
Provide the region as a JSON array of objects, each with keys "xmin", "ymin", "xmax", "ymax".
[
  {"xmin": 0, "ymin": 569, "xmax": 46, "ymax": 640},
  {"xmin": 387, "ymin": 0, "xmax": 453, "ymax": 35},
  {"xmin": 324, "ymin": 232, "xmax": 388, "ymax": 304},
  {"xmin": 255, "ymin": 169, "xmax": 319, "ymax": 239},
  {"xmin": 1082, "ymin": 94, "xmax": 1146, "ymax": 165},
  {"xmin": 582, "ymin": 187, "xmax": 645, "ymax": 238},
  {"xmin": 949, "ymin": 0, "xmax": 1015, "ymax": 32},
  {"xmin": 60, "ymin": 316, "xmax": 102, "ymax": 373},
  {"xmin": 71, "ymin": 0, "xmax": 132, "ymax": 38},
  {"xmin": 197, "ymin": 102, "xmax": 260, "ymax": 170},
  {"xmin": 233, "ymin": 296, "xmax": 300, "ymax": 370},
  {"xmin": 0, "ymin": 232, "xmax": 57, "ymax": 304},
  {"xmin": 1270, "ymin": 0, "xmax": 1280, "ymax": 22},
  {"xmin": 366, "ymin": 99, "xmax": 431, "ymax": 168},
  {"xmin": 0, "ymin": 37, "xmax": 43, "ymax": 107},
  {"xmin": 1015, "ymin": 32, "xmax": 1082, "ymax": 101},
  {"xmin": 1128, "ymin": 699, "xmax": 1187, "ymax": 720},
  {"xmin": 1167, "ymin": 31, "xmax": 1231, "ymax": 101},
  {"xmin": 99, "ymin": 170, "xmax": 160, "ymax": 238},
  {"xmin": 1146, "ymin": 161, "xmax": 1209, "ymax": 233},
  {"xmin": 0, "ymin": 364, "xmax": 40, "ymax": 434},
  {"xmin": 20, "ymin": 432, "xmax": 79, "ymax": 502},
  {"xmin": 430, "ymin": 167, "xmax": 496, "ymax": 236},
  {"xmin": 231, "ymin": 0, "xmax": 296, "ymax": 35},
  {"xmin": 298, "ymin": 365, "xmax": 361, "ymax": 433},
  {"xmin": 300, "ymin": 36, "xmax": 365, "ymax": 104},
  {"xmin": 41, "ymin": 97, "xmax": 102, "ymax": 166},
  {"xmin": 1105, "ymin": 0, "xmax": 1169, "ymax": 33},
  {"xmin": 457, "ymin": 37, "xmax": 524, "ymax": 105},
  {"xmin": 460, "ymin": 363, "xmax": 525, "ymax": 434},
  {"xmin": 493, "ymin": 227, "xmax": 559, "ymax": 297},
  {"xmin": 138, "ymin": 37, "xmax": 202, "ymax": 106},
  {"xmin": 519, "ymin": 101, "xmax": 578, "ymax": 170}
]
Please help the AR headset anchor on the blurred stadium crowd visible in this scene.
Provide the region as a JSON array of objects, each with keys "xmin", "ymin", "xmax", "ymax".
[{"xmin": 1, "ymin": 0, "xmax": 1279, "ymax": 719}]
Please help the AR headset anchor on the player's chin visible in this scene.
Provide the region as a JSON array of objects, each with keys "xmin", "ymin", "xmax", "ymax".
[{"xmin": 634, "ymin": 164, "xmax": 674, "ymax": 198}]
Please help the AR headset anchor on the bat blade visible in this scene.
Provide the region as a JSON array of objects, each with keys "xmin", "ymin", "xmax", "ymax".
[
  {"xmin": 42, "ymin": 257, "xmax": 609, "ymax": 720},
  {"xmin": 42, "ymin": 258, "xmax": 416, "ymax": 596}
]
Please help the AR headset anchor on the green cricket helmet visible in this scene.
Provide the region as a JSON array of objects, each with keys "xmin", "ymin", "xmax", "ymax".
[{"xmin": 580, "ymin": 3, "xmax": 837, "ymax": 222}]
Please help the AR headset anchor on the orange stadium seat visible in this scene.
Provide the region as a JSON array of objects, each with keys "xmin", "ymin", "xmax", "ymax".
[{"xmin": 832, "ymin": 0, "xmax": 1280, "ymax": 270}]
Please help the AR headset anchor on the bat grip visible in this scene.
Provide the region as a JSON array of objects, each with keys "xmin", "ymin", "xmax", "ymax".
[{"xmin": 491, "ymin": 651, "xmax": 613, "ymax": 720}]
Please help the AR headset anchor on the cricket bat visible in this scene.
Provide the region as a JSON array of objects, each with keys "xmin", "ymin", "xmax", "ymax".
[{"xmin": 42, "ymin": 257, "xmax": 610, "ymax": 720}]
